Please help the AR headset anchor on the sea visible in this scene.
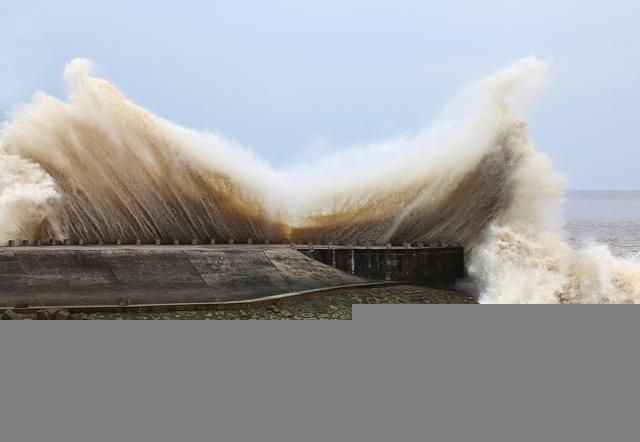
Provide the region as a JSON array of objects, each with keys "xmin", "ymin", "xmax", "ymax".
[{"xmin": 564, "ymin": 191, "xmax": 640, "ymax": 258}]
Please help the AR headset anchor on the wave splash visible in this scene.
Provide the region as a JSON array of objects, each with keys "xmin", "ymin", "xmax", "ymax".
[{"xmin": 1, "ymin": 57, "xmax": 638, "ymax": 303}]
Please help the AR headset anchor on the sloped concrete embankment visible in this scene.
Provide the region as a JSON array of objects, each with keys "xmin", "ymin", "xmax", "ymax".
[{"xmin": 0, "ymin": 247, "xmax": 368, "ymax": 307}]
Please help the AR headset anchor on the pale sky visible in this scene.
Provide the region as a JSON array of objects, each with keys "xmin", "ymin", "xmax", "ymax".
[{"xmin": 2, "ymin": 0, "xmax": 639, "ymax": 189}]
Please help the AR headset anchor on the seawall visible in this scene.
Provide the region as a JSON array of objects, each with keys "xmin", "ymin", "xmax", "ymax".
[
  {"xmin": 0, "ymin": 243, "xmax": 465, "ymax": 307},
  {"xmin": 295, "ymin": 245, "xmax": 465, "ymax": 290},
  {"xmin": 0, "ymin": 246, "xmax": 369, "ymax": 307}
]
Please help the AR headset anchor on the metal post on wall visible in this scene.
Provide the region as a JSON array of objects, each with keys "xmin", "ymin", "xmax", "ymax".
[{"xmin": 350, "ymin": 247, "xmax": 355, "ymax": 274}]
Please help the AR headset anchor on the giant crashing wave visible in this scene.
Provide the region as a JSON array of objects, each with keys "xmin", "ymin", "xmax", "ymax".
[{"xmin": 1, "ymin": 58, "xmax": 638, "ymax": 303}]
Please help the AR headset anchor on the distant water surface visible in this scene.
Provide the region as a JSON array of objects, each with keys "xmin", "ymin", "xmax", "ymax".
[{"xmin": 563, "ymin": 191, "xmax": 640, "ymax": 257}]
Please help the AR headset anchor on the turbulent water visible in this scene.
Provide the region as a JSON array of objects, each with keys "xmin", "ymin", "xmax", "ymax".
[
  {"xmin": 1, "ymin": 58, "xmax": 638, "ymax": 303},
  {"xmin": 564, "ymin": 191, "xmax": 640, "ymax": 257}
]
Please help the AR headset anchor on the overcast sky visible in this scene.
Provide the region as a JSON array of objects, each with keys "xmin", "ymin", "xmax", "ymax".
[{"xmin": 2, "ymin": 0, "xmax": 638, "ymax": 189}]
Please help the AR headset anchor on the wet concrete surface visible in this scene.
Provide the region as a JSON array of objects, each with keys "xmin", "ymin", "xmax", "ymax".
[{"xmin": 0, "ymin": 246, "xmax": 368, "ymax": 307}]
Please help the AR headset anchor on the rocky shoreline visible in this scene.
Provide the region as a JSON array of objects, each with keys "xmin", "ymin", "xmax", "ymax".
[{"xmin": 1, "ymin": 285, "xmax": 476, "ymax": 320}]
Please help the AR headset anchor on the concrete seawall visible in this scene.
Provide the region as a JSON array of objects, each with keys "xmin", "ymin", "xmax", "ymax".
[
  {"xmin": 296, "ymin": 245, "xmax": 465, "ymax": 290},
  {"xmin": 0, "ymin": 244, "xmax": 465, "ymax": 308},
  {"xmin": 0, "ymin": 246, "xmax": 368, "ymax": 307}
]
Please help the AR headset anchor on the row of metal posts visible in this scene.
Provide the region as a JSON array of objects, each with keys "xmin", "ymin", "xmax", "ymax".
[
  {"xmin": 4, "ymin": 238, "xmax": 456, "ymax": 247},
  {"xmin": 4, "ymin": 238, "xmax": 270, "ymax": 247}
]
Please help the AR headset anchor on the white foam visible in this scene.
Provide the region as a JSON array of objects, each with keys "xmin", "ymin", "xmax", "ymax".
[{"xmin": 1, "ymin": 57, "xmax": 638, "ymax": 303}]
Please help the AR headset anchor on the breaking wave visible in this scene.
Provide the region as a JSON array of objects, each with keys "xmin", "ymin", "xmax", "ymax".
[{"xmin": 1, "ymin": 57, "xmax": 638, "ymax": 303}]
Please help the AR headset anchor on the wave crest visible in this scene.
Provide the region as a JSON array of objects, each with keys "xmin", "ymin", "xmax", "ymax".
[{"xmin": 1, "ymin": 57, "xmax": 638, "ymax": 303}]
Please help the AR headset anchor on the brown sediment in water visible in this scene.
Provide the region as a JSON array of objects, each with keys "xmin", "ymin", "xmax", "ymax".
[
  {"xmin": 2, "ymin": 58, "xmax": 639, "ymax": 304},
  {"xmin": 0, "ymin": 58, "xmax": 526, "ymax": 248}
]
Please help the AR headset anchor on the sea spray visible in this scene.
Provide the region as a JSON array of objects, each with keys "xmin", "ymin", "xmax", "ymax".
[
  {"xmin": 0, "ymin": 152, "xmax": 62, "ymax": 241},
  {"xmin": 1, "ymin": 59, "xmax": 286, "ymax": 243},
  {"xmin": 1, "ymin": 57, "xmax": 638, "ymax": 303}
]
